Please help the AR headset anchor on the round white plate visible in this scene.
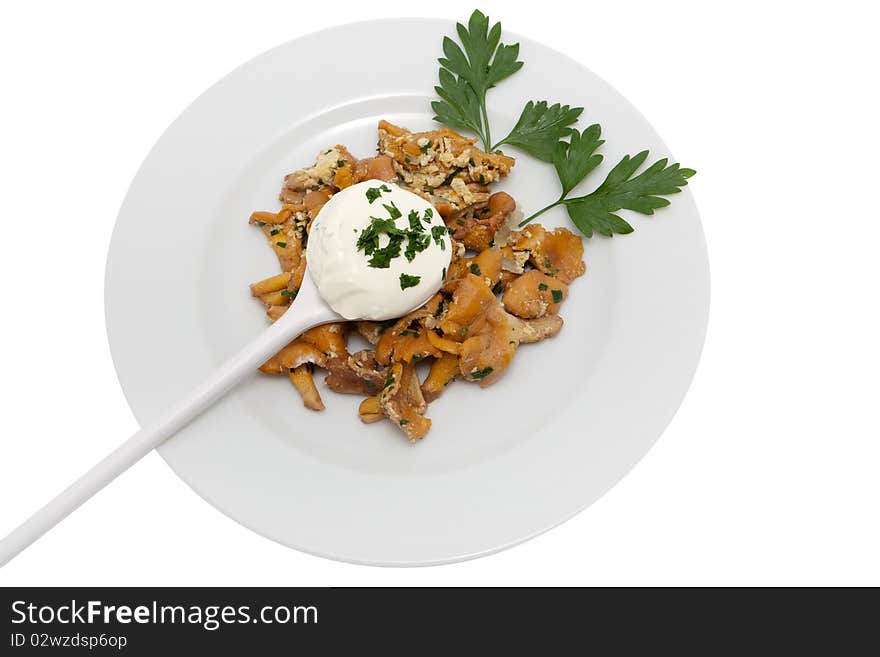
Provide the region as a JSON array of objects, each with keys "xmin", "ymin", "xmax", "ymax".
[{"xmin": 105, "ymin": 18, "xmax": 709, "ymax": 566}]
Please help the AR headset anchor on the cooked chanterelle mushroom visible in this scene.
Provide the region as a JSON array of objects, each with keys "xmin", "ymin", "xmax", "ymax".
[
  {"xmin": 248, "ymin": 119, "xmax": 585, "ymax": 441},
  {"xmin": 378, "ymin": 120, "xmax": 514, "ymax": 216}
]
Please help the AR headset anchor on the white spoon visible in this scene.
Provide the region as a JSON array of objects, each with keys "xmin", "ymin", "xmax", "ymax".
[{"xmin": 0, "ymin": 270, "xmax": 432, "ymax": 567}]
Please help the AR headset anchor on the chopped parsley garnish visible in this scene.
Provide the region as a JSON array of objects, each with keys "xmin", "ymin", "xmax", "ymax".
[
  {"xmin": 275, "ymin": 241, "xmax": 287, "ymax": 248},
  {"xmin": 468, "ymin": 158, "xmax": 476, "ymax": 167},
  {"xmin": 435, "ymin": 299, "xmax": 447, "ymax": 317},
  {"xmin": 280, "ymin": 289, "xmax": 298, "ymax": 299},
  {"xmin": 405, "ymin": 232, "xmax": 431, "ymax": 262},
  {"xmin": 492, "ymin": 281, "xmax": 504, "ymax": 295},
  {"xmin": 270, "ymin": 228, "xmax": 279, "ymax": 236},
  {"xmin": 383, "ymin": 202, "xmax": 402, "ymax": 220},
  {"xmin": 469, "ymin": 263, "xmax": 482, "ymax": 276},
  {"xmin": 357, "ymin": 215, "xmax": 409, "ymax": 268},
  {"xmin": 442, "ymin": 170, "xmax": 459, "ymax": 186},
  {"xmin": 337, "ymin": 159, "xmax": 347, "ymax": 167},
  {"xmin": 407, "ymin": 208, "xmax": 434, "ymax": 235},
  {"xmin": 442, "ymin": 267, "xmax": 447, "ymax": 279},
  {"xmin": 377, "ymin": 319, "xmax": 396, "ymax": 334},
  {"xmin": 456, "ymin": 219, "xmax": 465, "ymax": 226},
  {"xmin": 412, "ymin": 354, "xmax": 422, "ymax": 362},
  {"xmin": 431, "ymin": 226, "xmax": 447, "ymax": 250},
  {"xmin": 420, "ymin": 141, "xmax": 432, "ymax": 153},
  {"xmin": 359, "ymin": 202, "xmax": 436, "ymax": 268},
  {"xmin": 368, "ymin": 235, "xmax": 403, "ymax": 268},
  {"xmin": 399, "ymin": 419, "xmax": 409, "ymax": 426},
  {"xmin": 384, "ymin": 372, "xmax": 395, "ymax": 388},
  {"xmin": 551, "ymin": 289, "xmax": 564, "ymax": 303},
  {"xmin": 400, "ymin": 273, "xmax": 421, "ymax": 290},
  {"xmin": 538, "ymin": 282, "xmax": 548, "ymax": 291},
  {"xmin": 357, "ymin": 217, "xmax": 404, "ymax": 255},
  {"xmin": 365, "ymin": 184, "xmax": 391, "ymax": 203},
  {"xmin": 459, "ymin": 327, "xmax": 469, "ymax": 336},
  {"xmin": 471, "ymin": 366, "xmax": 493, "ymax": 379},
  {"xmin": 400, "ymin": 329, "xmax": 420, "ymax": 338}
]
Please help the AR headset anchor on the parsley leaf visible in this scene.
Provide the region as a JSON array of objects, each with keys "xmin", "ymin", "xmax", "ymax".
[
  {"xmin": 554, "ymin": 124, "xmax": 605, "ymax": 196},
  {"xmin": 495, "ymin": 101, "xmax": 583, "ymax": 162},
  {"xmin": 564, "ymin": 153, "xmax": 696, "ymax": 237},
  {"xmin": 444, "ymin": 11, "xmax": 522, "ymax": 91},
  {"xmin": 433, "ymin": 10, "xmax": 523, "ymax": 150},
  {"xmin": 432, "ymin": 68, "xmax": 483, "ymax": 138},
  {"xmin": 400, "ymin": 273, "xmax": 421, "ymax": 290}
]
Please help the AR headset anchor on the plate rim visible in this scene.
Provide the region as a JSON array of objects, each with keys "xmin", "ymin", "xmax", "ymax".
[{"xmin": 104, "ymin": 16, "xmax": 710, "ymax": 566}]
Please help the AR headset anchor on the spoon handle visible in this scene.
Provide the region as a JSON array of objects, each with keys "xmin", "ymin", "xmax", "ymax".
[{"xmin": 0, "ymin": 276, "xmax": 338, "ymax": 568}]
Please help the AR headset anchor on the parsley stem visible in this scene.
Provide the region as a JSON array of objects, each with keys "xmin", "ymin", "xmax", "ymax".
[
  {"xmin": 489, "ymin": 137, "xmax": 507, "ymax": 152},
  {"xmin": 480, "ymin": 100, "xmax": 492, "ymax": 152},
  {"xmin": 519, "ymin": 198, "xmax": 565, "ymax": 227}
]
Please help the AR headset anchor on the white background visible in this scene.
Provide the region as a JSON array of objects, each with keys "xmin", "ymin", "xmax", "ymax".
[{"xmin": 1, "ymin": 0, "xmax": 878, "ymax": 586}]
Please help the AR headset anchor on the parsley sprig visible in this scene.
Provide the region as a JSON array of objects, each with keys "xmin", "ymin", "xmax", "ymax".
[
  {"xmin": 519, "ymin": 126, "xmax": 696, "ymax": 235},
  {"xmin": 432, "ymin": 10, "xmax": 522, "ymax": 151},
  {"xmin": 432, "ymin": 10, "xmax": 696, "ymax": 239},
  {"xmin": 432, "ymin": 11, "xmax": 581, "ymax": 157}
]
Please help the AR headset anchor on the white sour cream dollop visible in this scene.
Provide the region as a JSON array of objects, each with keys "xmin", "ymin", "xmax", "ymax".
[{"xmin": 307, "ymin": 180, "xmax": 452, "ymax": 320}]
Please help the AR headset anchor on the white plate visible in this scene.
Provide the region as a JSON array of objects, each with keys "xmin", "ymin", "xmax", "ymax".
[{"xmin": 105, "ymin": 18, "xmax": 709, "ymax": 566}]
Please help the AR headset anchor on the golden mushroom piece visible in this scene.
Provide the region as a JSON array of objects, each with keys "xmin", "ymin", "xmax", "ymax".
[{"xmin": 249, "ymin": 119, "xmax": 585, "ymax": 440}]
